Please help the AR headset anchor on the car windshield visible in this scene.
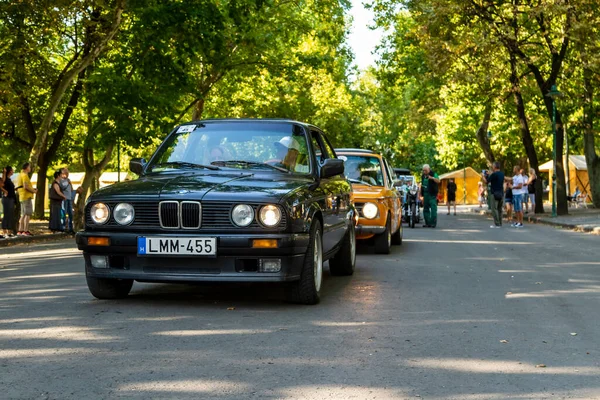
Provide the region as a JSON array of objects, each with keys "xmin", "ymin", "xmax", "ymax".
[
  {"xmin": 148, "ymin": 122, "xmax": 311, "ymax": 174},
  {"xmin": 339, "ymin": 155, "xmax": 385, "ymax": 186}
]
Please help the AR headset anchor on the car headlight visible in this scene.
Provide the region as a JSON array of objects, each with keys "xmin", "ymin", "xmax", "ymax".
[
  {"xmin": 259, "ymin": 205, "xmax": 282, "ymax": 227},
  {"xmin": 114, "ymin": 203, "xmax": 135, "ymax": 225},
  {"xmin": 90, "ymin": 203, "xmax": 110, "ymax": 224},
  {"xmin": 362, "ymin": 202, "xmax": 378, "ymax": 219},
  {"xmin": 232, "ymin": 204, "xmax": 254, "ymax": 227}
]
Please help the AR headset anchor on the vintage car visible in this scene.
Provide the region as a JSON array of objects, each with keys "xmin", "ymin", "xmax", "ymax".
[
  {"xmin": 335, "ymin": 149, "xmax": 402, "ymax": 254},
  {"xmin": 76, "ymin": 119, "xmax": 356, "ymax": 305}
]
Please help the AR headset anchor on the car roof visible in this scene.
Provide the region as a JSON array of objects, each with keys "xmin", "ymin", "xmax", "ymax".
[
  {"xmin": 335, "ymin": 148, "xmax": 378, "ymax": 155},
  {"xmin": 178, "ymin": 118, "xmax": 313, "ymax": 128}
]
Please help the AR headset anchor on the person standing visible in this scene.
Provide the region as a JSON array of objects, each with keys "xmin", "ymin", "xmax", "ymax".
[
  {"xmin": 520, "ymin": 168, "xmax": 530, "ymax": 214},
  {"xmin": 421, "ymin": 164, "xmax": 440, "ymax": 228},
  {"xmin": 16, "ymin": 162, "xmax": 37, "ymax": 236},
  {"xmin": 482, "ymin": 162, "xmax": 505, "ymax": 228},
  {"xmin": 527, "ymin": 168, "xmax": 537, "ymax": 213},
  {"xmin": 446, "ymin": 178, "xmax": 457, "ymax": 215},
  {"xmin": 60, "ymin": 168, "xmax": 74, "ymax": 233},
  {"xmin": 49, "ymin": 171, "xmax": 67, "ymax": 232},
  {"xmin": 504, "ymin": 181, "xmax": 513, "ymax": 224},
  {"xmin": 2, "ymin": 167, "xmax": 17, "ymax": 238},
  {"xmin": 478, "ymin": 182, "xmax": 485, "ymax": 208},
  {"xmin": 507, "ymin": 166, "xmax": 525, "ymax": 228}
]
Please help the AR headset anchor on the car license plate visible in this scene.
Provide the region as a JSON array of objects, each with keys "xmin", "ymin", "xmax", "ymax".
[{"xmin": 137, "ymin": 237, "xmax": 217, "ymax": 256}]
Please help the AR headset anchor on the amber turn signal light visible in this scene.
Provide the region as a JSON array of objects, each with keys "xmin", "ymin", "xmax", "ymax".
[
  {"xmin": 88, "ymin": 237, "xmax": 110, "ymax": 246},
  {"xmin": 252, "ymin": 239, "xmax": 278, "ymax": 248}
]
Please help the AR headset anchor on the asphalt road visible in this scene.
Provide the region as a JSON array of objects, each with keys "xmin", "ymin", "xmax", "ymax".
[{"xmin": 1, "ymin": 213, "xmax": 599, "ymax": 399}]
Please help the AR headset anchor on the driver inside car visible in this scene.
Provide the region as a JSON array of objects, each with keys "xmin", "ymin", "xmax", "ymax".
[{"xmin": 269, "ymin": 136, "xmax": 300, "ymax": 172}]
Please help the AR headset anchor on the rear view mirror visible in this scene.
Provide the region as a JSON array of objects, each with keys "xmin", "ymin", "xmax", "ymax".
[{"xmin": 129, "ymin": 158, "xmax": 146, "ymax": 175}]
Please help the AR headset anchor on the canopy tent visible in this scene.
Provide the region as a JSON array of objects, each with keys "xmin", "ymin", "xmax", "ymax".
[
  {"xmin": 538, "ymin": 155, "xmax": 591, "ymax": 203},
  {"xmin": 438, "ymin": 167, "xmax": 482, "ymax": 204}
]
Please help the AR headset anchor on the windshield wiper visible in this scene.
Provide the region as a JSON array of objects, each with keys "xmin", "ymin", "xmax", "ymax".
[
  {"xmin": 348, "ymin": 178, "xmax": 373, "ymax": 186},
  {"xmin": 211, "ymin": 160, "xmax": 290, "ymax": 173},
  {"xmin": 151, "ymin": 161, "xmax": 220, "ymax": 171}
]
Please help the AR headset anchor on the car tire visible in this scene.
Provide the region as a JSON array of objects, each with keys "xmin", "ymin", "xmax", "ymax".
[
  {"xmin": 391, "ymin": 219, "xmax": 402, "ymax": 245},
  {"xmin": 86, "ymin": 276, "xmax": 133, "ymax": 299},
  {"xmin": 286, "ymin": 220, "xmax": 323, "ymax": 305},
  {"xmin": 329, "ymin": 223, "xmax": 356, "ymax": 276},
  {"xmin": 374, "ymin": 216, "xmax": 392, "ymax": 254}
]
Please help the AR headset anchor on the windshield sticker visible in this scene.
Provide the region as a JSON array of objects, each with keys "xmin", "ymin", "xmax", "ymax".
[{"xmin": 177, "ymin": 125, "xmax": 196, "ymax": 133}]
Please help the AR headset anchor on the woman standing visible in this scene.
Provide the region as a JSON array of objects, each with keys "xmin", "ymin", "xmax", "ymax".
[
  {"xmin": 527, "ymin": 168, "xmax": 537, "ymax": 213},
  {"xmin": 1, "ymin": 166, "xmax": 17, "ymax": 238},
  {"xmin": 49, "ymin": 170, "xmax": 67, "ymax": 232}
]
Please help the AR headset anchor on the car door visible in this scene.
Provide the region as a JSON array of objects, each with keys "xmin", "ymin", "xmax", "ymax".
[
  {"xmin": 309, "ymin": 129, "xmax": 348, "ymax": 255},
  {"xmin": 383, "ymin": 158, "xmax": 402, "ymax": 234}
]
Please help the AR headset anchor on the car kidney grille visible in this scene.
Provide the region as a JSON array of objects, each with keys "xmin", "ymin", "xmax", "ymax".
[
  {"xmin": 159, "ymin": 201, "xmax": 179, "ymax": 228},
  {"xmin": 181, "ymin": 201, "xmax": 201, "ymax": 229}
]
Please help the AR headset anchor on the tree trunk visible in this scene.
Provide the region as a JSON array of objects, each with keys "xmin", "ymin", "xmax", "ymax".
[
  {"xmin": 475, "ymin": 101, "xmax": 494, "ymax": 167},
  {"xmin": 192, "ymin": 98, "xmax": 205, "ymax": 121},
  {"xmin": 509, "ymin": 55, "xmax": 544, "ymax": 213},
  {"xmin": 582, "ymin": 66, "xmax": 600, "ymax": 208}
]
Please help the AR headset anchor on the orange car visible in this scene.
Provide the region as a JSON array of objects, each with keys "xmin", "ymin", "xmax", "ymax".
[{"xmin": 336, "ymin": 149, "xmax": 403, "ymax": 254}]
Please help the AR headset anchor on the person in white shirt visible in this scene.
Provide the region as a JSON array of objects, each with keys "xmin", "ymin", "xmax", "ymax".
[{"xmin": 506, "ymin": 166, "xmax": 525, "ymax": 227}]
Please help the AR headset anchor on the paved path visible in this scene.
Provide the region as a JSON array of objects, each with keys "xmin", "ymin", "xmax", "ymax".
[{"xmin": 1, "ymin": 213, "xmax": 599, "ymax": 399}]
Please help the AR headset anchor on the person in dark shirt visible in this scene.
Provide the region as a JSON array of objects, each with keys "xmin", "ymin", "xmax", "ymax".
[
  {"xmin": 446, "ymin": 178, "xmax": 457, "ymax": 216},
  {"xmin": 482, "ymin": 161, "xmax": 505, "ymax": 228},
  {"xmin": 1, "ymin": 166, "xmax": 17, "ymax": 238}
]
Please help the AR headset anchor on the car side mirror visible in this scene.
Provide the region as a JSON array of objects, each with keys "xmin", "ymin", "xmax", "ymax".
[
  {"xmin": 320, "ymin": 158, "xmax": 344, "ymax": 179},
  {"xmin": 130, "ymin": 158, "xmax": 146, "ymax": 175}
]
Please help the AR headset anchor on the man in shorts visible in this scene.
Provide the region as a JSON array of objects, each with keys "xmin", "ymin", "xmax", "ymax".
[
  {"xmin": 446, "ymin": 178, "xmax": 457, "ymax": 215},
  {"xmin": 507, "ymin": 166, "xmax": 525, "ymax": 228},
  {"xmin": 16, "ymin": 162, "xmax": 37, "ymax": 236}
]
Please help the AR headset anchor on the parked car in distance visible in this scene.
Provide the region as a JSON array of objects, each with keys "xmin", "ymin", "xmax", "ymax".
[
  {"xmin": 335, "ymin": 149, "xmax": 402, "ymax": 254},
  {"xmin": 76, "ymin": 119, "xmax": 356, "ymax": 305}
]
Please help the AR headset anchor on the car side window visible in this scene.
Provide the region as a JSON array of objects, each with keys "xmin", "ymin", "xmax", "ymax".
[
  {"xmin": 382, "ymin": 158, "xmax": 394, "ymax": 188},
  {"xmin": 310, "ymin": 130, "xmax": 331, "ymax": 165}
]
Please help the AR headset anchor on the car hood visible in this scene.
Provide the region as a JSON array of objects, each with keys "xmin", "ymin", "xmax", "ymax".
[
  {"xmin": 89, "ymin": 171, "xmax": 314, "ymax": 203},
  {"xmin": 350, "ymin": 184, "xmax": 386, "ymax": 200}
]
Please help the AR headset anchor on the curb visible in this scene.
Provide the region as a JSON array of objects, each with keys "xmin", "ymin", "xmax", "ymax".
[
  {"xmin": 467, "ymin": 208, "xmax": 600, "ymax": 235},
  {"xmin": 0, "ymin": 232, "xmax": 73, "ymax": 247}
]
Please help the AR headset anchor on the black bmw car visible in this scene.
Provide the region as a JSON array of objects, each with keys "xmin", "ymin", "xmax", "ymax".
[{"xmin": 76, "ymin": 119, "xmax": 356, "ymax": 304}]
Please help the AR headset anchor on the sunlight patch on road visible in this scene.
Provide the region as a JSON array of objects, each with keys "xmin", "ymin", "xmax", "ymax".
[
  {"xmin": 0, "ymin": 347, "xmax": 95, "ymax": 359},
  {"xmin": 130, "ymin": 316, "xmax": 192, "ymax": 322},
  {"xmin": 0, "ymin": 326, "xmax": 118, "ymax": 341},
  {"xmin": 312, "ymin": 321, "xmax": 376, "ymax": 327},
  {"xmin": 403, "ymin": 239, "xmax": 539, "ymax": 245},
  {"xmin": 505, "ymin": 287, "xmax": 600, "ymax": 298},
  {"xmin": 0, "ymin": 316, "xmax": 78, "ymax": 324},
  {"xmin": 3, "ymin": 288, "xmax": 76, "ymax": 296},
  {"xmin": 0, "ymin": 272, "xmax": 82, "ymax": 283},
  {"xmin": 407, "ymin": 358, "xmax": 600, "ymax": 375},
  {"xmin": 153, "ymin": 329, "xmax": 273, "ymax": 336},
  {"xmin": 119, "ymin": 380, "xmax": 251, "ymax": 393},
  {"xmin": 498, "ymin": 270, "xmax": 537, "ymax": 273}
]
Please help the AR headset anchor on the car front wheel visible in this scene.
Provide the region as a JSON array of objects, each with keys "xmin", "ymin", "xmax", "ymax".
[
  {"xmin": 329, "ymin": 223, "xmax": 356, "ymax": 276},
  {"xmin": 374, "ymin": 216, "xmax": 392, "ymax": 254},
  {"xmin": 86, "ymin": 276, "xmax": 133, "ymax": 299},
  {"xmin": 286, "ymin": 220, "xmax": 323, "ymax": 305}
]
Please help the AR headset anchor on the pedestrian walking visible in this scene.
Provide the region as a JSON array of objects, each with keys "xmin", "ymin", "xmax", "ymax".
[
  {"xmin": 2, "ymin": 166, "xmax": 17, "ymax": 238},
  {"xmin": 60, "ymin": 168, "xmax": 75, "ymax": 233},
  {"xmin": 16, "ymin": 162, "xmax": 37, "ymax": 236},
  {"xmin": 527, "ymin": 168, "xmax": 537, "ymax": 213},
  {"xmin": 49, "ymin": 171, "xmax": 67, "ymax": 232},
  {"xmin": 504, "ymin": 181, "xmax": 513, "ymax": 223},
  {"xmin": 446, "ymin": 178, "xmax": 457, "ymax": 215},
  {"xmin": 507, "ymin": 166, "xmax": 525, "ymax": 228},
  {"xmin": 478, "ymin": 182, "xmax": 486, "ymax": 208},
  {"xmin": 420, "ymin": 164, "xmax": 440, "ymax": 228}
]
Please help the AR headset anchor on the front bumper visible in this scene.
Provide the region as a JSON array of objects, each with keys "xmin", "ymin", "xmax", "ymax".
[
  {"xmin": 76, "ymin": 231, "xmax": 310, "ymax": 283},
  {"xmin": 356, "ymin": 224, "xmax": 385, "ymax": 237}
]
